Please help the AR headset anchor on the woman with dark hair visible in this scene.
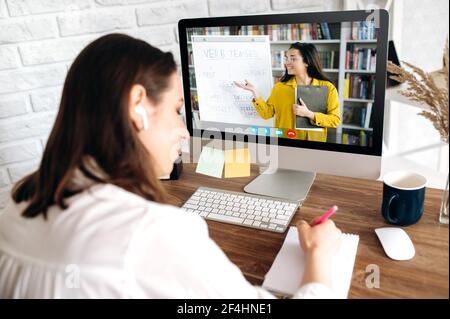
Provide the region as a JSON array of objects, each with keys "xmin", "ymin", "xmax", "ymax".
[
  {"xmin": 0, "ymin": 34, "xmax": 341, "ymax": 298},
  {"xmin": 235, "ymin": 42, "xmax": 340, "ymax": 142}
]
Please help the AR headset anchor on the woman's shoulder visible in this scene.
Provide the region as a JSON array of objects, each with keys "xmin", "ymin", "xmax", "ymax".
[
  {"xmin": 314, "ymin": 78, "xmax": 337, "ymax": 91},
  {"xmin": 67, "ymin": 183, "xmax": 200, "ymax": 226},
  {"xmin": 272, "ymin": 81, "xmax": 285, "ymax": 89}
]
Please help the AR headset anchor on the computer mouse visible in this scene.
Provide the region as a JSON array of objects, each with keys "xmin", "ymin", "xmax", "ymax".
[{"xmin": 375, "ymin": 227, "xmax": 415, "ymax": 261}]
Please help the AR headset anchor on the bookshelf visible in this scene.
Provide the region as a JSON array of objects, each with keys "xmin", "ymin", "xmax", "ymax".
[
  {"xmin": 338, "ymin": 21, "xmax": 377, "ymax": 147},
  {"xmin": 186, "ymin": 21, "xmax": 377, "ymax": 146}
]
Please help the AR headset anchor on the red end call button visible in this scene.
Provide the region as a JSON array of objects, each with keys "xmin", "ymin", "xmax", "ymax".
[{"xmin": 287, "ymin": 129, "xmax": 296, "ymax": 138}]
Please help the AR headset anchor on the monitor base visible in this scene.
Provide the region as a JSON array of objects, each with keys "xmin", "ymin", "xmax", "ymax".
[{"xmin": 244, "ymin": 168, "xmax": 316, "ymax": 202}]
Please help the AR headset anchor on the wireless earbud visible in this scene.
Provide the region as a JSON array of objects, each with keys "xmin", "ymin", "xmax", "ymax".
[{"xmin": 134, "ymin": 105, "xmax": 149, "ymax": 131}]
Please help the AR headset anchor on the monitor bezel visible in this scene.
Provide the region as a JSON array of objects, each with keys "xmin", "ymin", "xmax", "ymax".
[{"xmin": 178, "ymin": 9, "xmax": 389, "ymax": 156}]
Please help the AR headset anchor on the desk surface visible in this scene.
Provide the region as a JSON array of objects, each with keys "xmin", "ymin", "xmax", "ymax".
[{"xmin": 163, "ymin": 163, "xmax": 449, "ymax": 298}]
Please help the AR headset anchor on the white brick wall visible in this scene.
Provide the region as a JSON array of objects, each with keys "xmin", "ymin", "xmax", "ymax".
[
  {"xmin": 6, "ymin": 0, "xmax": 95, "ymax": 16},
  {"xmin": 0, "ymin": 93, "xmax": 29, "ymax": 118},
  {"xmin": 0, "ymin": 0, "xmax": 339, "ymax": 209},
  {"xmin": 0, "ymin": 46, "xmax": 20, "ymax": 70},
  {"xmin": 0, "ymin": 1, "xmax": 8, "ymax": 19},
  {"xmin": 0, "ymin": 17, "xmax": 59, "ymax": 43}
]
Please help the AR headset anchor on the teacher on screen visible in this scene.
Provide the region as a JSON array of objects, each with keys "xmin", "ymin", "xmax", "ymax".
[{"xmin": 234, "ymin": 42, "xmax": 340, "ymax": 142}]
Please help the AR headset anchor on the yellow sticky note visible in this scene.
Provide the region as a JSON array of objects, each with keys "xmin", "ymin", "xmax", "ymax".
[{"xmin": 224, "ymin": 148, "xmax": 251, "ymax": 178}]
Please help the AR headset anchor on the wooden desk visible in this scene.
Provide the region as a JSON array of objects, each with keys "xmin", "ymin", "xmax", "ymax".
[{"xmin": 163, "ymin": 163, "xmax": 449, "ymax": 298}]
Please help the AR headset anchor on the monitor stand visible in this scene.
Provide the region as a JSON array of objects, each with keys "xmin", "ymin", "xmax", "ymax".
[{"xmin": 243, "ymin": 167, "xmax": 316, "ymax": 202}]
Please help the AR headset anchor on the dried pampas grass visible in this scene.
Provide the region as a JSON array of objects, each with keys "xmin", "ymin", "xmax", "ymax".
[{"xmin": 387, "ymin": 39, "xmax": 449, "ymax": 143}]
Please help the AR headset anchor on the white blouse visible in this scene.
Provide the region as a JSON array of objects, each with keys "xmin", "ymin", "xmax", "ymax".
[{"xmin": 0, "ymin": 183, "xmax": 334, "ymax": 298}]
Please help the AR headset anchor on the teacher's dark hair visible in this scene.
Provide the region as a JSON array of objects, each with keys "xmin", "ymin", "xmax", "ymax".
[
  {"xmin": 12, "ymin": 33, "xmax": 176, "ymax": 218},
  {"xmin": 280, "ymin": 42, "xmax": 332, "ymax": 83}
]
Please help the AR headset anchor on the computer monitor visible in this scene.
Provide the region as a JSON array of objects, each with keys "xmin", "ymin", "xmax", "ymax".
[{"xmin": 179, "ymin": 10, "xmax": 389, "ymax": 201}]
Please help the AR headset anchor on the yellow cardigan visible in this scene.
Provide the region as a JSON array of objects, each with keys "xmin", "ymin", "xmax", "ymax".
[{"xmin": 252, "ymin": 77, "xmax": 340, "ymax": 142}]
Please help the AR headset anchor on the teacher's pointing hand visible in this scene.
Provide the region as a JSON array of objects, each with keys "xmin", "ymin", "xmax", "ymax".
[{"xmin": 233, "ymin": 79, "xmax": 257, "ymax": 98}]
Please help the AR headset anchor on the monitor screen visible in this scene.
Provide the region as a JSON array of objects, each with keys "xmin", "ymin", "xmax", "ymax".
[{"xmin": 179, "ymin": 11, "xmax": 388, "ymax": 156}]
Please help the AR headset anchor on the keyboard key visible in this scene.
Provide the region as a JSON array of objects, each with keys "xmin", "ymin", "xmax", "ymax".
[
  {"xmin": 270, "ymin": 218, "xmax": 288, "ymax": 226},
  {"xmin": 243, "ymin": 219, "xmax": 253, "ymax": 226},
  {"xmin": 208, "ymin": 213, "xmax": 244, "ymax": 224},
  {"xmin": 184, "ymin": 204, "xmax": 198, "ymax": 210},
  {"xmin": 253, "ymin": 221, "xmax": 261, "ymax": 227},
  {"xmin": 276, "ymin": 214, "xmax": 290, "ymax": 220}
]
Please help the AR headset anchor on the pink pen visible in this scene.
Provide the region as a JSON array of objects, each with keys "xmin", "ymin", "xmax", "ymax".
[{"xmin": 311, "ymin": 205, "xmax": 338, "ymax": 226}]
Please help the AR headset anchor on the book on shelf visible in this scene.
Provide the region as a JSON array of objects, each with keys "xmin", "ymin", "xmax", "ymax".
[
  {"xmin": 187, "ymin": 26, "xmax": 233, "ymax": 39},
  {"xmin": 272, "ymin": 49, "xmax": 339, "ymax": 69},
  {"xmin": 188, "ymin": 50, "xmax": 193, "ymax": 65},
  {"xmin": 272, "ymin": 50, "xmax": 286, "ymax": 68},
  {"xmin": 344, "ymin": 74, "xmax": 375, "ymax": 100},
  {"xmin": 364, "ymin": 103, "xmax": 373, "ymax": 128},
  {"xmin": 342, "ymin": 103, "xmax": 373, "ymax": 129},
  {"xmin": 342, "ymin": 132, "xmax": 360, "ymax": 145},
  {"xmin": 189, "ymin": 71, "xmax": 196, "ymax": 88},
  {"xmin": 187, "ymin": 23, "xmax": 338, "ymax": 42},
  {"xmin": 345, "ymin": 44, "xmax": 376, "ymax": 71},
  {"xmin": 318, "ymin": 50, "xmax": 339, "ymax": 69},
  {"xmin": 342, "ymin": 131, "xmax": 372, "ymax": 147},
  {"xmin": 190, "ymin": 93, "xmax": 199, "ymax": 111},
  {"xmin": 350, "ymin": 21, "xmax": 377, "ymax": 40},
  {"xmin": 344, "ymin": 75, "xmax": 350, "ymax": 99}
]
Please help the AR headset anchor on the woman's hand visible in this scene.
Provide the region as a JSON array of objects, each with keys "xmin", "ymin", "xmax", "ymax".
[
  {"xmin": 293, "ymin": 98, "xmax": 315, "ymax": 121},
  {"xmin": 296, "ymin": 219, "xmax": 342, "ymax": 288},
  {"xmin": 233, "ymin": 79, "xmax": 257, "ymax": 98},
  {"xmin": 297, "ymin": 219, "xmax": 342, "ymax": 257}
]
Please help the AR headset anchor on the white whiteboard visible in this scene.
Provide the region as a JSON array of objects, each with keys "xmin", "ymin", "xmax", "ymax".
[{"xmin": 191, "ymin": 35, "xmax": 274, "ymax": 127}]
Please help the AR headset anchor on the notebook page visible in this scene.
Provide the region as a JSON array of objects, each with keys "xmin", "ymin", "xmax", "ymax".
[{"xmin": 262, "ymin": 226, "xmax": 359, "ymax": 299}]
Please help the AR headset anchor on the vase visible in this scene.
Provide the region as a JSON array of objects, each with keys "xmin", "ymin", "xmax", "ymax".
[{"xmin": 439, "ymin": 174, "xmax": 449, "ymax": 225}]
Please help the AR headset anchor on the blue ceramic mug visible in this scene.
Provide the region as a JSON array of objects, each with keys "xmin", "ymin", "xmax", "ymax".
[{"xmin": 382, "ymin": 171, "xmax": 427, "ymax": 226}]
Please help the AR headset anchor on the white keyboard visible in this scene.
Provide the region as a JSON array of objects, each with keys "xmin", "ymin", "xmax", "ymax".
[{"xmin": 181, "ymin": 187, "xmax": 300, "ymax": 233}]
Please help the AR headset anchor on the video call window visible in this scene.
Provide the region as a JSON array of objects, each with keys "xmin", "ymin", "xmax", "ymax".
[{"xmin": 186, "ymin": 21, "xmax": 377, "ymax": 147}]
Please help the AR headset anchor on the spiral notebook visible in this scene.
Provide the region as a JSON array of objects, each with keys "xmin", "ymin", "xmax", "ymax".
[{"xmin": 262, "ymin": 226, "xmax": 359, "ymax": 299}]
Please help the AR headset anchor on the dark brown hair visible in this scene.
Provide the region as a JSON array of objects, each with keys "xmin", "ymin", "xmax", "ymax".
[
  {"xmin": 280, "ymin": 42, "xmax": 332, "ymax": 83},
  {"xmin": 12, "ymin": 33, "xmax": 177, "ymax": 218}
]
